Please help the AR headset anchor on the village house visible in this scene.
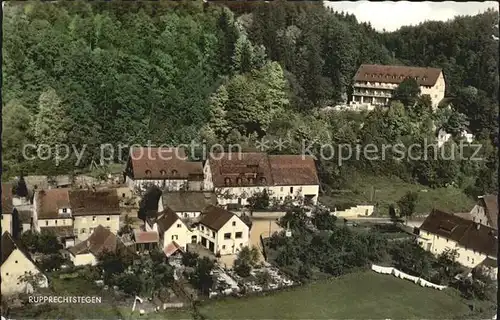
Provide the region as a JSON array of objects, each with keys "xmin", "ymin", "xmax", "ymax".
[
  {"xmin": 124, "ymin": 147, "xmax": 204, "ymax": 192},
  {"xmin": 147, "ymin": 208, "xmax": 194, "ymax": 252},
  {"xmin": 157, "ymin": 191, "xmax": 217, "ymax": 220},
  {"xmin": 350, "ymin": 64, "xmax": 445, "ymax": 109},
  {"xmin": 68, "ymin": 225, "xmax": 132, "ymax": 266},
  {"xmin": 417, "ymin": 209, "xmax": 498, "ymax": 273},
  {"xmin": 1, "ymin": 232, "xmax": 49, "ymax": 296},
  {"xmin": 203, "ymin": 152, "xmax": 319, "ymax": 207},
  {"xmin": 69, "ymin": 189, "xmax": 121, "ymax": 242},
  {"xmin": 197, "ymin": 205, "xmax": 250, "ymax": 256},
  {"xmin": 33, "ymin": 188, "xmax": 121, "ymax": 246},
  {"xmin": 132, "ymin": 229, "xmax": 160, "ymax": 253},
  {"xmin": 468, "ymin": 194, "xmax": 498, "ymax": 230},
  {"xmin": 32, "ymin": 188, "xmax": 75, "ymax": 247}
]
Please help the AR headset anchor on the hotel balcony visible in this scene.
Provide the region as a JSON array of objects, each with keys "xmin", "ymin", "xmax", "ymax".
[
  {"xmin": 352, "ymin": 90, "xmax": 393, "ymax": 98},
  {"xmin": 353, "ymin": 82, "xmax": 398, "ymax": 90}
]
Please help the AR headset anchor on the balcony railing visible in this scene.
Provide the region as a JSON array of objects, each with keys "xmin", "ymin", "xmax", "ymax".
[
  {"xmin": 354, "ymin": 82, "xmax": 397, "ymax": 89},
  {"xmin": 352, "ymin": 91, "xmax": 392, "ymax": 98}
]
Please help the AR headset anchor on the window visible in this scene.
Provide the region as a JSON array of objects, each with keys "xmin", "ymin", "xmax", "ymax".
[
  {"xmin": 145, "ymin": 169, "xmax": 151, "ymax": 176},
  {"xmin": 172, "ymin": 235, "xmax": 178, "ymax": 240},
  {"xmin": 201, "ymin": 226, "xmax": 205, "ymax": 231},
  {"xmin": 63, "ymin": 208, "xmax": 67, "ymax": 213},
  {"xmin": 212, "ymin": 231, "xmax": 216, "ymax": 238},
  {"xmin": 55, "ymin": 220, "xmax": 58, "ymax": 225},
  {"xmin": 107, "ymin": 216, "xmax": 110, "ymax": 221},
  {"xmin": 290, "ymin": 187, "xmax": 294, "ymax": 193},
  {"xmin": 467, "ymin": 256, "xmax": 470, "ymax": 261},
  {"xmin": 45, "ymin": 221, "xmax": 49, "ymax": 226},
  {"xmin": 184, "ymin": 213, "xmax": 188, "ymax": 218},
  {"xmin": 260, "ymin": 177, "xmax": 266, "ymax": 184},
  {"xmin": 81, "ymin": 228, "xmax": 86, "ymax": 234},
  {"xmin": 224, "ymin": 177, "xmax": 231, "ymax": 186},
  {"xmin": 446, "ymin": 239, "xmax": 448, "ymax": 243},
  {"xmin": 224, "ymin": 233, "xmax": 231, "ymax": 239},
  {"xmin": 240, "ymin": 243, "xmax": 243, "ymax": 247},
  {"xmin": 232, "ymin": 221, "xmax": 236, "ymax": 226},
  {"xmin": 235, "ymin": 232, "xmax": 242, "ymax": 239},
  {"xmin": 247, "ymin": 177, "xmax": 254, "ymax": 184},
  {"xmin": 222, "ymin": 245, "xmax": 226, "ymax": 249},
  {"xmin": 437, "ymin": 236, "xmax": 439, "ymax": 239},
  {"xmin": 177, "ymin": 224, "xmax": 181, "ymax": 228},
  {"xmin": 472, "ymin": 258, "xmax": 474, "ymax": 264},
  {"xmin": 93, "ymin": 216, "xmax": 96, "ymax": 221},
  {"xmin": 171, "ymin": 169, "xmax": 178, "ymax": 176},
  {"xmin": 5, "ymin": 273, "xmax": 8, "ymax": 276},
  {"xmin": 236, "ymin": 177, "xmax": 242, "ymax": 185},
  {"xmin": 15, "ymin": 260, "xmax": 18, "ymax": 264},
  {"xmin": 280, "ymin": 187, "xmax": 283, "ymax": 192},
  {"xmin": 122, "ymin": 193, "xmax": 126, "ymax": 198},
  {"xmin": 160, "ymin": 170, "xmax": 166, "ymax": 176}
]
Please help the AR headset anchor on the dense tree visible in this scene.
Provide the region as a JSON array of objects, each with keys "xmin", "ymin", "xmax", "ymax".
[
  {"xmin": 393, "ymin": 77, "xmax": 421, "ymax": 107},
  {"xmin": 397, "ymin": 191, "xmax": 418, "ymax": 222},
  {"xmin": 190, "ymin": 257, "xmax": 215, "ymax": 295}
]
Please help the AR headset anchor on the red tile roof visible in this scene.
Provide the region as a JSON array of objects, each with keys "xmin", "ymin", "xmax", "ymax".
[
  {"xmin": 35, "ymin": 189, "xmax": 71, "ymax": 219},
  {"xmin": 269, "ymin": 155, "xmax": 319, "ymax": 186},
  {"xmin": 354, "ymin": 64, "xmax": 442, "ymax": 86},
  {"xmin": 128, "ymin": 147, "xmax": 203, "ymax": 180},
  {"xmin": 420, "ymin": 209, "xmax": 497, "ymax": 256},
  {"xmin": 68, "ymin": 225, "xmax": 130, "ymax": 256},
  {"xmin": 481, "ymin": 194, "xmax": 498, "ymax": 229},
  {"xmin": 133, "ymin": 230, "xmax": 159, "ymax": 244},
  {"xmin": 164, "ymin": 241, "xmax": 184, "ymax": 257},
  {"xmin": 68, "ymin": 189, "xmax": 120, "ymax": 216},
  {"xmin": 208, "ymin": 152, "xmax": 273, "ymax": 187}
]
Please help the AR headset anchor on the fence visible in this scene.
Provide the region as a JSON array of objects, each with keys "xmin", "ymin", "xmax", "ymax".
[
  {"xmin": 371, "ymin": 264, "xmax": 447, "ymax": 290},
  {"xmin": 259, "ymin": 235, "xmax": 268, "ymax": 261}
]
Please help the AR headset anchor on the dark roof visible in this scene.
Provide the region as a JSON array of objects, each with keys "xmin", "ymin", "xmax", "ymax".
[
  {"xmin": 2, "ymin": 183, "xmax": 14, "ymax": 215},
  {"xmin": 199, "ymin": 205, "xmax": 237, "ymax": 231},
  {"xmin": 478, "ymin": 257, "xmax": 497, "ymax": 268},
  {"xmin": 1, "ymin": 232, "xmax": 43, "ymax": 276},
  {"xmin": 156, "ymin": 208, "xmax": 183, "ymax": 234},
  {"xmin": 208, "ymin": 152, "xmax": 273, "ymax": 188},
  {"xmin": 354, "ymin": 64, "xmax": 442, "ymax": 86},
  {"xmin": 68, "ymin": 225, "xmax": 128, "ymax": 256},
  {"xmin": 420, "ymin": 209, "xmax": 497, "ymax": 256},
  {"xmin": 481, "ymin": 194, "xmax": 498, "ymax": 229},
  {"xmin": 268, "ymin": 155, "xmax": 319, "ymax": 186},
  {"xmin": 35, "ymin": 188, "xmax": 71, "ymax": 219},
  {"xmin": 128, "ymin": 147, "xmax": 203, "ymax": 180},
  {"xmin": 68, "ymin": 189, "xmax": 120, "ymax": 216},
  {"xmin": 162, "ymin": 191, "xmax": 217, "ymax": 212}
]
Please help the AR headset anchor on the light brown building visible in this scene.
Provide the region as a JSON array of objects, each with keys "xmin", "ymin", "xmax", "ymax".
[{"xmin": 351, "ymin": 64, "xmax": 445, "ymax": 109}]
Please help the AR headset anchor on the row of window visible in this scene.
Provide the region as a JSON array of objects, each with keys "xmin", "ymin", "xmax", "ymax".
[
  {"xmin": 224, "ymin": 177, "xmax": 267, "ymax": 186},
  {"xmin": 145, "ymin": 169, "xmax": 178, "ymax": 176},
  {"xmin": 78, "ymin": 226, "xmax": 111, "ymax": 234},
  {"xmin": 363, "ymin": 74, "xmax": 428, "ymax": 81},
  {"xmin": 221, "ymin": 243, "xmax": 244, "ymax": 250},
  {"xmin": 224, "ymin": 232, "xmax": 243, "ymax": 239}
]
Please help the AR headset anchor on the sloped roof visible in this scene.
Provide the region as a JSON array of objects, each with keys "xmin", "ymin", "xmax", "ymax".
[
  {"xmin": 268, "ymin": 155, "xmax": 319, "ymax": 186},
  {"xmin": 128, "ymin": 147, "xmax": 203, "ymax": 180},
  {"xmin": 156, "ymin": 208, "xmax": 183, "ymax": 235},
  {"xmin": 420, "ymin": 209, "xmax": 497, "ymax": 256},
  {"xmin": 1, "ymin": 232, "xmax": 44, "ymax": 276},
  {"xmin": 42, "ymin": 226, "xmax": 74, "ymax": 238},
  {"xmin": 133, "ymin": 230, "xmax": 159, "ymax": 244},
  {"xmin": 354, "ymin": 64, "xmax": 442, "ymax": 86},
  {"xmin": 68, "ymin": 189, "xmax": 120, "ymax": 216},
  {"xmin": 68, "ymin": 225, "xmax": 128, "ymax": 256},
  {"xmin": 481, "ymin": 194, "xmax": 498, "ymax": 229},
  {"xmin": 208, "ymin": 152, "xmax": 273, "ymax": 187},
  {"xmin": 162, "ymin": 191, "xmax": 217, "ymax": 212},
  {"xmin": 199, "ymin": 205, "xmax": 237, "ymax": 231},
  {"xmin": 164, "ymin": 241, "xmax": 184, "ymax": 257},
  {"xmin": 35, "ymin": 189, "xmax": 71, "ymax": 219}
]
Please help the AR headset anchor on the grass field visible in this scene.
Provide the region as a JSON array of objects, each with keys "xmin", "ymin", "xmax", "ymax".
[
  {"xmin": 321, "ymin": 174, "xmax": 475, "ymax": 215},
  {"xmin": 198, "ymin": 271, "xmax": 470, "ymax": 319}
]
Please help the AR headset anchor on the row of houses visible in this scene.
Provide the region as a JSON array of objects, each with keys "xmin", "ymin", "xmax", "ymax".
[
  {"xmin": 125, "ymin": 149, "xmax": 320, "ymax": 207},
  {"xmin": 416, "ymin": 195, "xmax": 498, "ymax": 279}
]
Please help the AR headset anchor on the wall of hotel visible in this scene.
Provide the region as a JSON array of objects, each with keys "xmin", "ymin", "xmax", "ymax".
[
  {"xmin": 73, "ymin": 215, "xmax": 120, "ymax": 242},
  {"xmin": 419, "ymin": 72, "xmax": 445, "ymax": 109},
  {"xmin": 126, "ymin": 177, "xmax": 187, "ymax": 192},
  {"xmin": 418, "ymin": 230, "xmax": 489, "ymax": 268}
]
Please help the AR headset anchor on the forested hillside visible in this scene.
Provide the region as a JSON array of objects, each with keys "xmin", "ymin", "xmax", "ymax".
[{"xmin": 2, "ymin": 1, "xmax": 498, "ymax": 199}]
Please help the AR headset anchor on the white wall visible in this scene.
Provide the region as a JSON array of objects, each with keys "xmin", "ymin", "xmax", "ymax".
[
  {"xmin": 469, "ymin": 205, "xmax": 491, "ymax": 227},
  {"xmin": 70, "ymin": 253, "xmax": 97, "ymax": 266},
  {"xmin": 418, "ymin": 230, "xmax": 489, "ymax": 268},
  {"xmin": 203, "ymin": 161, "xmax": 214, "ymax": 191},
  {"xmin": 73, "ymin": 215, "xmax": 120, "ymax": 242},
  {"xmin": 333, "ymin": 205, "xmax": 374, "ymax": 218},
  {"xmin": 215, "ymin": 215, "xmax": 250, "ymax": 255},
  {"xmin": 1, "ymin": 214, "xmax": 12, "ymax": 235},
  {"xmin": 1, "ymin": 249, "xmax": 48, "ymax": 296},
  {"xmin": 216, "ymin": 185, "xmax": 319, "ymax": 206},
  {"xmin": 162, "ymin": 219, "xmax": 192, "ymax": 251},
  {"xmin": 128, "ymin": 178, "xmax": 187, "ymax": 192},
  {"xmin": 38, "ymin": 218, "xmax": 73, "ymax": 230},
  {"xmin": 420, "ymin": 72, "xmax": 445, "ymax": 109}
]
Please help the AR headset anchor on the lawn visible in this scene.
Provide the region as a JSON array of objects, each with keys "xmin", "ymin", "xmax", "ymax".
[
  {"xmin": 119, "ymin": 307, "xmax": 194, "ymax": 320},
  {"xmin": 198, "ymin": 271, "xmax": 470, "ymax": 319},
  {"xmin": 321, "ymin": 174, "xmax": 475, "ymax": 215}
]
